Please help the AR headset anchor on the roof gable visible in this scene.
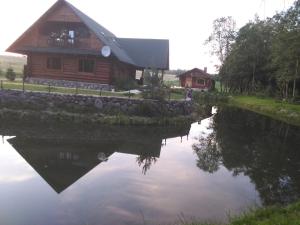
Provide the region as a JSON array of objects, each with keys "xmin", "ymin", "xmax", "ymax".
[
  {"xmin": 179, "ymin": 68, "xmax": 212, "ymax": 78},
  {"xmin": 7, "ymin": 0, "xmax": 169, "ymax": 69}
]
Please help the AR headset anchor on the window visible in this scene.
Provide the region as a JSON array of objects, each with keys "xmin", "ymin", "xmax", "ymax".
[
  {"xmin": 79, "ymin": 59, "xmax": 95, "ymax": 73},
  {"xmin": 197, "ymin": 79, "xmax": 205, "ymax": 85},
  {"xmin": 47, "ymin": 57, "xmax": 61, "ymax": 70}
]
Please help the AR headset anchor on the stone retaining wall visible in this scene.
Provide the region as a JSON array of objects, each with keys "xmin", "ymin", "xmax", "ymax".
[
  {"xmin": 0, "ymin": 90, "xmax": 193, "ymax": 118},
  {"xmin": 25, "ymin": 78, "xmax": 112, "ymax": 91}
]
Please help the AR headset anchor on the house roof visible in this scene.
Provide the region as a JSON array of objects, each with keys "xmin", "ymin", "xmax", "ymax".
[
  {"xmin": 116, "ymin": 38, "xmax": 169, "ymax": 70},
  {"xmin": 7, "ymin": 0, "xmax": 169, "ymax": 70},
  {"xmin": 179, "ymin": 68, "xmax": 212, "ymax": 78}
]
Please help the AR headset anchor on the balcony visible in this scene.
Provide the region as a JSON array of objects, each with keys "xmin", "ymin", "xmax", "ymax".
[
  {"xmin": 41, "ymin": 22, "xmax": 90, "ymax": 48},
  {"xmin": 47, "ymin": 31, "xmax": 79, "ymax": 48}
]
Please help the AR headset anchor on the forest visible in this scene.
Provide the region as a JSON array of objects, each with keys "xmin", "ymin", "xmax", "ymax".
[{"xmin": 207, "ymin": 0, "xmax": 300, "ymax": 100}]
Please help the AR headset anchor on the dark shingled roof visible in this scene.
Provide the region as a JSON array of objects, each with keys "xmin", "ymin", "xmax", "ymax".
[
  {"xmin": 116, "ymin": 38, "xmax": 169, "ymax": 70},
  {"xmin": 65, "ymin": 1, "xmax": 169, "ymax": 69},
  {"xmin": 64, "ymin": 1, "xmax": 136, "ymax": 66}
]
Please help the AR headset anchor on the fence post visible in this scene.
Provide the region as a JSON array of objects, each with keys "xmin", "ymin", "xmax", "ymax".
[
  {"xmin": 99, "ymin": 88, "xmax": 102, "ymax": 96},
  {"xmin": 75, "ymin": 86, "xmax": 78, "ymax": 95},
  {"xmin": 48, "ymin": 84, "xmax": 51, "ymax": 93},
  {"xmin": 0, "ymin": 80, "xmax": 2, "ymax": 90},
  {"xmin": 129, "ymin": 90, "xmax": 131, "ymax": 99},
  {"xmin": 22, "ymin": 79, "xmax": 25, "ymax": 92}
]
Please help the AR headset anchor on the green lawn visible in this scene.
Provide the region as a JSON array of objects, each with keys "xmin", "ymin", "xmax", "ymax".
[
  {"xmin": 1, "ymin": 81, "xmax": 138, "ymax": 98},
  {"xmin": 0, "ymin": 80, "xmax": 185, "ymax": 100},
  {"xmin": 229, "ymin": 95, "xmax": 300, "ymax": 126},
  {"xmin": 180, "ymin": 201, "xmax": 300, "ymax": 225},
  {"xmin": 229, "ymin": 202, "xmax": 300, "ymax": 225},
  {"xmin": 0, "ymin": 55, "xmax": 26, "ymax": 77}
]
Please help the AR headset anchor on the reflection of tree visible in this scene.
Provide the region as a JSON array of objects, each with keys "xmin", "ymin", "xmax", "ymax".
[
  {"xmin": 136, "ymin": 155, "xmax": 157, "ymax": 175},
  {"xmin": 193, "ymin": 133, "xmax": 221, "ymax": 173},
  {"xmin": 194, "ymin": 106, "xmax": 300, "ymax": 206}
]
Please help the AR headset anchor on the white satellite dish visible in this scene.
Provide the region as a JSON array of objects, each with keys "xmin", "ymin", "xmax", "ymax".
[{"xmin": 101, "ymin": 45, "xmax": 111, "ymax": 57}]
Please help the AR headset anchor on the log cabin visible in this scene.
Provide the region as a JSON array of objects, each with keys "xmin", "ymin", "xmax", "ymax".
[
  {"xmin": 179, "ymin": 68, "xmax": 214, "ymax": 91},
  {"xmin": 6, "ymin": 0, "xmax": 169, "ymax": 88}
]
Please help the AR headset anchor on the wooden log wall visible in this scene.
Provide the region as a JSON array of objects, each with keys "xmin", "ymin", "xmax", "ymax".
[{"xmin": 29, "ymin": 53, "xmax": 111, "ymax": 84}]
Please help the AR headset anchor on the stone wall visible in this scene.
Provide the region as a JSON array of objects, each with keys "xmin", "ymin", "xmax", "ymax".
[
  {"xmin": 0, "ymin": 90, "xmax": 193, "ymax": 118},
  {"xmin": 25, "ymin": 78, "xmax": 112, "ymax": 91}
]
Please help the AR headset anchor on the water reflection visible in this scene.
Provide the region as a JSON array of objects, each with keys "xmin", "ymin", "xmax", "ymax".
[
  {"xmin": 1, "ymin": 106, "xmax": 300, "ymax": 224},
  {"xmin": 194, "ymin": 106, "xmax": 300, "ymax": 205},
  {"xmin": 4, "ymin": 124, "xmax": 191, "ymax": 193}
]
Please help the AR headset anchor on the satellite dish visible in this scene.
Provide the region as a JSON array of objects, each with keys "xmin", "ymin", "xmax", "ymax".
[{"xmin": 101, "ymin": 46, "xmax": 111, "ymax": 57}]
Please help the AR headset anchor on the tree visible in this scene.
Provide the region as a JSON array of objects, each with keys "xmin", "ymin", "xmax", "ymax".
[
  {"xmin": 220, "ymin": 19, "xmax": 274, "ymax": 93},
  {"xmin": 5, "ymin": 67, "xmax": 16, "ymax": 81},
  {"xmin": 142, "ymin": 68, "xmax": 167, "ymax": 101},
  {"xmin": 271, "ymin": 1, "xmax": 300, "ymax": 99},
  {"xmin": 205, "ymin": 17, "xmax": 236, "ymax": 92}
]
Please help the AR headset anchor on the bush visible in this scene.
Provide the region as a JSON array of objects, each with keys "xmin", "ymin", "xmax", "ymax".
[
  {"xmin": 141, "ymin": 86, "xmax": 168, "ymax": 101},
  {"xmin": 5, "ymin": 68, "xmax": 16, "ymax": 81},
  {"xmin": 113, "ymin": 76, "xmax": 138, "ymax": 91}
]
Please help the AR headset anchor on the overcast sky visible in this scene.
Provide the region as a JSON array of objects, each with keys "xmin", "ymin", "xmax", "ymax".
[{"xmin": 0, "ymin": 0, "xmax": 295, "ymax": 72}]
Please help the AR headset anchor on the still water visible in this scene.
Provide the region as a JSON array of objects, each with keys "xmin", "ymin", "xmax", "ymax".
[{"xmin": 0, "ymin": 107, "xmax": 300, "ymax": 225}]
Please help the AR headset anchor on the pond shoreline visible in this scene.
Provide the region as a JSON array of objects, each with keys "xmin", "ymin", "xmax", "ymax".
[
  {"xmin": 228, "ymin": 96, "xmax": 300, "ymax": 127},
  {"xmin": 0, "ymin": 90, "xmax": 195, "ymax": 126},
  {"xmin": 0, "ymin": 108, "xmax": 195, "ymax": 126},
  {"xmin": 182, "ymin": 200, "xmax": 300, "ymax": 225}
]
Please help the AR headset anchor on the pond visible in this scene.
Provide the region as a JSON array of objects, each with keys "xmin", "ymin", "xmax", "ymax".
[{"xmin": 0, "ymin": 106, "xmax": 300, "ymax": 225}]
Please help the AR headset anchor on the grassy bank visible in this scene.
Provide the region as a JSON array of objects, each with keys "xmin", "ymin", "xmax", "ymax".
[
  {"xmin": 229, "ymin": 96, "xmax": 300, "ymax": 126},
  {"xmin": 0, "ymin": 80, "xmax": 185, "ymax": 100},
  {"xmin": 0, "ymin": 108, "xmax": 194, "ymax": 126},
  {"xmin": 181, "ymin": 201, "xmax": 300, "ymax": 225}
]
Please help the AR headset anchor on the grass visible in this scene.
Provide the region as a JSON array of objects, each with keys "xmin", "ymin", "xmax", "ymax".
[
  {"xmin": 178, "ymin": 201, "xmax": 300, "ymax": 225},
  {"xmin": 1, "ymin": 80, "xmax": 139, "ymax": 98},
  {"xmin": 0, "ymin": 80, "xmax": 185, "ymax": 100},
  {"xmin": 229, "ymin": 95, "xmax": 300, "ymax": 126},
  {"xmin": 229, "ymin": 202, "xmax": 300, "ymax": 225},
  {"xmin": 0, "ymin": 55, "xmax": 26, "ymax": 77}
]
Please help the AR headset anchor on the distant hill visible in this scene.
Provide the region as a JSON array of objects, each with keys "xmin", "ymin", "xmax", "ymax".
[{"xmin": 0, "ymin": 55, "xmax": 26, "ymax": 75}]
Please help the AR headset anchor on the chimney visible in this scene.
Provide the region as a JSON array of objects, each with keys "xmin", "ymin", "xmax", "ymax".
[{"xmin": 204, "ymin": 67, "xmax": 207, "ymax": 73}]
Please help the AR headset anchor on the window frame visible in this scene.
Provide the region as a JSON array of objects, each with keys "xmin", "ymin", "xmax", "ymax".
[
  {"xmin": 196, "ymin": 78, "xmax": 206, "ymax": 85},
  {"xmin": 46, "ymin": 57, "xmax": 62, "ymax": 71},
  {"xmin": 78, "ymin": 58, "xmax": 95, "ymax": 74}
]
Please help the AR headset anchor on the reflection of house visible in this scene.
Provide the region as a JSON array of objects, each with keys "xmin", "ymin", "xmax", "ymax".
[
  {"xmin": 6, "ymin": 125, "xmax": 190, "ymax": 193},
  {"xmin": 179, "ymin": 68, "xmax": 214, "ymax": 91},
  {"xmin": 6, "ymin": 0, "xmax": 169, "ymax": 86}
]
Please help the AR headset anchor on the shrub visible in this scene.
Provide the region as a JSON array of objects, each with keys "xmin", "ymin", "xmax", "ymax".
[
  {"xmin": 5, "ymin": 68, "xmax": 16, "ymax": 81},
  {"xmin": 141, "ymin": 68, "xmax": 168, "ymax": 101},
  {"xmin": 113, "ymin": 76, "xmax": 138, "ymax": 91},
  {"xmin": 141, "ymin": 86, "xmax": 167, "ymax": 101}
]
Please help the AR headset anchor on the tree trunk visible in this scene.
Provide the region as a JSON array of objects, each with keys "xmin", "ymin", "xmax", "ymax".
[
  {"xmin": 285, "ymin": 81, "xmax": 289, "ymax": 99},
  {"xmin": 220, "ymin": 81, "xmax": 223, "ymax": 92},
  {"xmin": 293, "ymin": 58, "xmax": 299, "ymax": 99},
  {"xmin": 252, "ymin": 62, "xmax": 256, "ymax": 93},
  {"xmin": 161, "ymin": 70, "xmax": 165, "ymax": 85}
]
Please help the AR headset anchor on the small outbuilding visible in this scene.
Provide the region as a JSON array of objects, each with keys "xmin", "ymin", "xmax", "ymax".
[{"xmin": 179, "ymin": 67, "xmax": 214, "ymax": 91}]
